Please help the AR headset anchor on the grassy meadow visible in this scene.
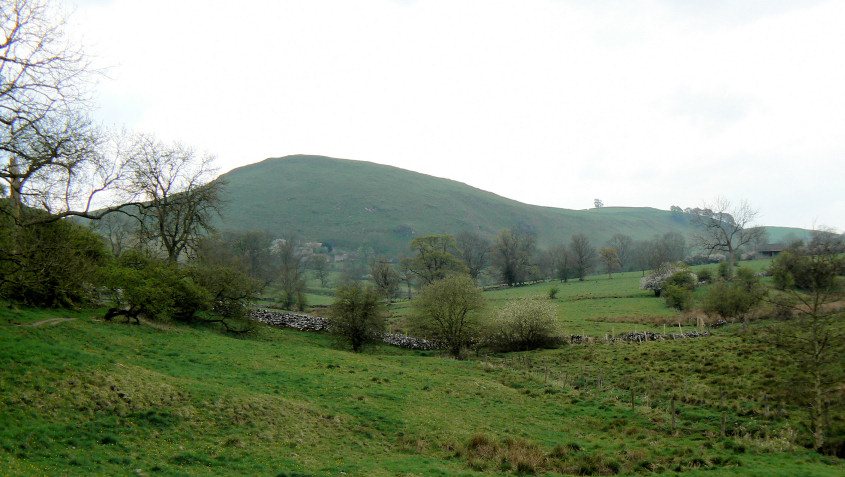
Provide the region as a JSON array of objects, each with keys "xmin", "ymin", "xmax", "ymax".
[{"xmin": 2, "ymin": 258, "xmax": 843, "ymax": 476}]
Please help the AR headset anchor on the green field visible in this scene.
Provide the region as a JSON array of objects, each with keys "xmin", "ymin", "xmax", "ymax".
[{"xmin": 2, "ymin": 259, "xmax": 842, "ymax": 476}]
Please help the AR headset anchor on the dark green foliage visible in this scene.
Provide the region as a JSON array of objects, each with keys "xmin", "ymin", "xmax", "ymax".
[
  {"xmin": 766, "ymin": 239, "xmax": 844, "ymax": 451},
  {"xmin": 665, "ymin": 270, "xmax": 697, "ymax": 290},
  {"xmin": 185, "ymin": 264, "xmax": 262, "ymax": 322},
  {"xmin": 493, "ymin": 228, "xmax": 536, "ymax": 286},
  {"xmin": 697, "ymin": 268, "xmax": 713, "ymax": 283},
  {"xmin": 718, "ymin": 262, "xmax": 731, "ymax": 280},
  {"xmin": 272, "ymin": 234, "xmax": 307, "ymax": 311},
  {"xmin": 102, "ymin": 251, "xmax": 207, "ymax": 322},
  {"xmin": 663, "ymin": 285, "xmax": 693, "ymax": 311},
  {"xmin": 329, "ymin": 284, "xmax": 386, "ymax": 352},
  {"xmin": 771, "ymin": 250, "xmax": 843, "ymax": 291},
  {"xmin": 0, "ymin": 211, "xmax": 109, "ymax": 307},
  {"xmin": 702, "ymin": 270, "xmax": 765, "ymax": 330},
  {"xmin": 401, "ymin": 235, "xmax": 467, "ymax": 285},
  {"xmin": 102, "ymin": 252, "xmax": 259, "ymax": 329},
  {"xmin": 548, "ymin": 286, "xmax": 559, "ymax": 299},
  {"xmin": 662, "ymin": 269, "xmax": 697, "ymax": 311}
]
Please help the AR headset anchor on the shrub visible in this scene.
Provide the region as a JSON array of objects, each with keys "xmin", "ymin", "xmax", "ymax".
[
  {"xmin": 329, "ymin": 284, "xmax": 386, "ymax": 352},
  {"xmin": 702, "ymin": 271, "xmax": 765, "ymax": 331},
  {"xmin": 718, "ymin": 262, "xmax": 731, "ymax": 280},
  {"xmin": 0, "ymin": 215, "xmax": 109, "ymax": 307},
  {"xmin": 102, "ymin": 251, "xmax": 207, "ymax": 323},
  {"xmin": 487, "ymin": 298, "xmax": 559, "ymax": 351},
  {"xmin": 663, "ymin": 284, "xmax": 693, "ymax": 311},
  {"xmin": 548, "ymin": 286, "xmax": 559, "ymax": 299},
  {"xmin": 640, "ymin": 263, "xmax": 697, "ymax": 297},
  {"xmin": 697, "ymin": 268, "xmax": 713, "ymax": 284},
  {"xmin": 101, "ymin": 252, "xmax": 259, "ymax": 331},
  {"xmin": 410, "ymin": 274, "xmax": 486, "ymax": 358},
  {"xmin": 666, "ymin": 270, "xmax": 697, "ymax": 288},
  {"xmin": 186, "ymin": 264, "xmax": 262, "ymax": 321}
]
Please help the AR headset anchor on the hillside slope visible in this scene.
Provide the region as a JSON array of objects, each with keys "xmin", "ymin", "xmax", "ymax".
[{"xmin": 217, "ymin": 155, "xmax": 807, "ymax": 255}]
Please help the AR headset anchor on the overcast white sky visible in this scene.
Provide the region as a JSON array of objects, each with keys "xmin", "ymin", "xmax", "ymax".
[{"xmin": 68, "ymin": 0, "xmax": 844, "ymax": 230}]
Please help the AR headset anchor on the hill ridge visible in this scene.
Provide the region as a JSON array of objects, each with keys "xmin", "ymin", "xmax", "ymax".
[{"xmin": 216, "ymin": 154, "xmax": 808, "ymax": 255}]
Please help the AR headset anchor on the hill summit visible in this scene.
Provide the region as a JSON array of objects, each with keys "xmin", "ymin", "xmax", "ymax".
[{"xmin": 216, "ymin": 155, "xmax": 797, "ymax": 256}]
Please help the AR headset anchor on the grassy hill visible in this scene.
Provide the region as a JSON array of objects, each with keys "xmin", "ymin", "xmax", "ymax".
[{"xmin": 218, "ymin": 155, "xmax": 806, "ymax": 256}]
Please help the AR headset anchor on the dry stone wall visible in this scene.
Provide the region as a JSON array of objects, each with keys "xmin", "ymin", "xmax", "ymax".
[{"xmin": 249, "ymin": 309, "xmax": 442, "ymax": 350}]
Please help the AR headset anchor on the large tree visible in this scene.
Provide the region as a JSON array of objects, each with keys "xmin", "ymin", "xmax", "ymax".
[
  {"xmin": 329, "ymin": 283, "xmax": 386, "ymax": 353},
  {"xmin": 124, "ymin": 134, "xmax": 224, "ymax": 263},
  {"xmin": 401, "ymin": 234, "xmax": 467, "ymax": 285},
  {"xmin": 549, "ymin": 243, "xmax": 571, "ymax": 282},
  {"xmin": 570, "ymin": 233, "xmax": 596, "ymax": 281},
  {"xmin": 492, "ymin": 228, "xmax": 536, "ymax": 286},
  {"xmin": 455, "ymin": 230, "xmax": 491, "ymax": 280},
  {"xmin": 690, "ymin": 198, "xmax": 764, "ymax": 278},
  {"xmin": 271, "ymin": 234, "xmax": 307, "ymax": 310},
  {"xmin": 599, "ymin": 247, "xmax": 620, "ymax": 278},
  {"xmin": 606, "ymin": 233, "xmax": 634, "ymax": 271},
  {"xmin": 0, "ymin": 0, "xmax": 134, "ymax": 226},
  {"xmin": 369, "ymin": 257, "xmax": 400, "ymax": 304}
]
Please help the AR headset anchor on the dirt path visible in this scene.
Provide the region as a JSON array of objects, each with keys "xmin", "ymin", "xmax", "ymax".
[{"xmin": 12, "ymin": 318, "xmax": 77, "ymax": 327}]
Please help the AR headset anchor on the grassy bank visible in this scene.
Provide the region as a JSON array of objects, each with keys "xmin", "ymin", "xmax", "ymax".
[{"xmin": 1, "ymin": 303, "xmax": 841, "ymax": 476}]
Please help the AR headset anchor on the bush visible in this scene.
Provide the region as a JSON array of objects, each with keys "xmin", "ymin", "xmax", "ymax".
[
  {"xmin": 640, "ymin": 263, "xmax": 696, "ymax": 297},
  {"xmin": 702, "ymin": 271, "xmax": 765, "ymax": 331},
  {"xmin": 663, "ymin": 284, "xmax": 693, "ymax": 311},
  {"xmin": 548, "ymin": 286, "xmax": 559, "ymax": 299},
  {"xmin": 102, "ymin": 251, "xmax": 207, "ymax": 323},
  {"xmin": 665, "ymin": 270, "xmax": 697, "ymax": 289},
  {"xmin": 718, "ymin": 262, "xmax": 731, "ymax": 280},
  {"xmin": 186, "ymin": 264, "xmax": 262, "ymax": 321},
  {"xmin": 487, "ymin": 298, "xmax": 559, "ymax": 351},
  {"xmin": 329, "ymin": 284, "xmax": 386, "ymax": 352},
  {"xmin": 410, "ymin": 274, "xmax": 486, "ymax": 358},
  {"xmin": 0, "ymin": 215, "xmax": 109, "ymax": 307},
  {"xmin": 697, "ymin": 268, "xmax": 713, "ymax": 284},
  {"xmin": 102, "ymin": 252, "xmax": 260, "ymax": 332}
]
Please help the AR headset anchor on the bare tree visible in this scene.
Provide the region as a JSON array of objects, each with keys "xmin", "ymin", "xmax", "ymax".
[
  {"xmin": 271, "ymin": 234, "xmax": 307, "ymax": 311},
  {"xmin": 549, "ymin": 243, "xmax": 571, "ymax": 282},
  {"xmin": 308, "ymin": 254, "xmax": 331, "ymax": 287},
  {"xmin": 492, "ymin": 228, "xmax": 536, "ymax": 286},
  {"xmin": 124, "ymin": 134, "xmax": 223, "ymax": 263},
  {"xmin": 455, "ymin": 230, "xmax": 490, "ymax": 280},
  {"xmin": 369, "ymin": 257, "xmax": 400, "ymax": 304},
  {"xmin": 690, "ymin": 198, "xmax": 764, "ymax": 278},
  {"xmin": 570, "ymin": 233, "xmax": 596, "ymax": 281},
  {"xmin": 599, "ymin": 247, "xmax": 620, "ymax": 278},
  {"xmin": 606, "ymin": 233, "xmax": 633, "ymax": 271},
  {"xmin": 0, "ymin": 0, "xmax": 134, "ymax": 226}
]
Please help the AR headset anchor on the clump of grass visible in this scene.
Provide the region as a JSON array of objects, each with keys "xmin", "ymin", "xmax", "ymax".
[{"xmin": 461, "ymin": 434, "xmax": 548, "ymax": 475}]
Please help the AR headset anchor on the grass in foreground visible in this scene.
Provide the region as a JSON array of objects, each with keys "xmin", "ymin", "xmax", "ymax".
[{"xmin": 0, "ymin": 306, "xmax": 842, "ymax": 476}]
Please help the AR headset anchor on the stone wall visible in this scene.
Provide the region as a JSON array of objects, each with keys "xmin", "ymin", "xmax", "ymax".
[
  {"xmin": 249, "ymin": 309, "xmax": 442, "ymax": 350},
  {"xmin": 250, "ymin": 309, "xmax": 718, "ymax": 350}
]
